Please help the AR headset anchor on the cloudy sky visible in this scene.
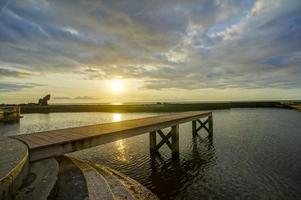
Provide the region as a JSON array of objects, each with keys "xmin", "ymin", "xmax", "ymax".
[{"xmin": 0, "ymin": 0, "xmax": 301, "ymax": 103}]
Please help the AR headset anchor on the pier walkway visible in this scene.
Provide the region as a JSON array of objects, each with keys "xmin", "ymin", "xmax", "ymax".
[{"xmin": 12, "ymin": 111, "xmax": 213, "ymax": 161}]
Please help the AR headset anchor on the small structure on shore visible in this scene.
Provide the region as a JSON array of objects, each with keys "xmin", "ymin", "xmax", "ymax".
[
  {"xmin": 38, "ymin": 94, "xmax": 51, "ymax": 106},
  {"xmin": 0, "ymin": 106, "xmax": 22, "ymax": 123}
]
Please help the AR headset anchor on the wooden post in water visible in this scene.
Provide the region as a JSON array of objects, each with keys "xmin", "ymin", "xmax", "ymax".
[
  {"xmin": 208, "ymin": 115, "xmax": 213, "ymax": 137},
  {"xmin": 192, "ymin": 120, "xmax": 197, "ymax": 136},
  {"xmin": 171, "ymin": 125, "xmax": 179, "ymax": 159},
  {"xmin": 149, "ymin": 131, "xmax": 157, "ymax": 156},
  {"xmin": 192, "ymin": 114, "xmax": 213, "ymax": 137}
]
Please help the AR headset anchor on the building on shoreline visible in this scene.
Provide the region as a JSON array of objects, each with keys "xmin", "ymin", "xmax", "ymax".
[{"xmin": 0, "ymin": 106, "xmax": 22, "ymax": 123}]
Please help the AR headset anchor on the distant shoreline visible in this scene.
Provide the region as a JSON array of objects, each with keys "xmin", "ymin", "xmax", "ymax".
[{"xmin": 17, "ymin": 101, "xmax": 297, "ymax": 113}]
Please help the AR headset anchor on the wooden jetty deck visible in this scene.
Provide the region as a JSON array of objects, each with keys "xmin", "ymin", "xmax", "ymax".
[{"xmin": 12, "ymin": 111, "xmax": 213, "ymax": 161}]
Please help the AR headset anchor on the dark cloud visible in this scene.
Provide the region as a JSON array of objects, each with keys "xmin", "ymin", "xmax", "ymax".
[
  {"xmin": 53, "ymin": 96, "xmax": 71, "ymax": 100},
  {"xmin": 0, "ymin": 68, "xmax": 31, "ymax": 78},
  {"xmin": 0, "ymin": 0, "xmax": 301, "ymax": 91},
  {"xmin": 0, "ymin": 82, "xmax": 44, "ymax": 92}
]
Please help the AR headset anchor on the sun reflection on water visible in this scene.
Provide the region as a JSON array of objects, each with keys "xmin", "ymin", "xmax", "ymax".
[
  {"xmin": 115, "ymin": 139, "xmax": 129, "ymax": 162},
  {"xmin": 112, "ymin": 113, "xmax": 122, "ymax": 122},
  {"xmin": 112, "ymin": 114, "xmax": 128, "ymax": 162}
]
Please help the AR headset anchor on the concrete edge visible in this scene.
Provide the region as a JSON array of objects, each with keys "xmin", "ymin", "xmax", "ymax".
[
  {"xmin": 14, "ymin": 158, "xmax": 59, "ymax": 200},
  {"xmin": 67, "ymin": 156, "xmax": 159, "ymax": 200},
  {"xmin": 68, "ymin": 156, "xmax": 114, "ymax": 200},
  {"xmin": 0, "ymin": 138, "xmax": 29, "ymax": 199},
  {"xmin": 95, "ymin": 164, "xmax": 159, "ymax": 200}
]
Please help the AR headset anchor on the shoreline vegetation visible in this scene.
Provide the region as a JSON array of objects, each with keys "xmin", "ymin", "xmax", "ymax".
[{"xmin": 1, "ymin": 101, "xmax": 299, "ymax": 114}]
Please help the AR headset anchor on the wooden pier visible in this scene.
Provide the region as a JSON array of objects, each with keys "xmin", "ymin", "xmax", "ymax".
[{"xmin": 12, "ymin": 111, "xmax": 213, "ymax": 161}]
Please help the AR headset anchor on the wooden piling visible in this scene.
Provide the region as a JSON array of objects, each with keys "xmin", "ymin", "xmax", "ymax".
[
  {"xmin": 208, "ymin": 115, "xmax": 213, "ymax": 137},
  {"xmin": 192, "ymin": 120, "xmax": 197, "ymax": 135},
  {"xmin": 149, "ymin": 131, "xmax": 157, "ymax": 156},
  {"xmin": 171, "ymin": 125, "xmax": 179, "ymax": 159},
  {"xmin": 192, "ymin": 115, "xmax": 213, "ymax": 137}
]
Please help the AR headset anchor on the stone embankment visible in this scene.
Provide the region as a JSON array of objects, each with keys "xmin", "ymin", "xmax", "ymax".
[{"xmin": 0, "ymin": 137, "xmax": 158, "ymax": 200}]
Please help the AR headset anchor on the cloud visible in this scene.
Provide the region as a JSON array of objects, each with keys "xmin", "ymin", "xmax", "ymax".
[
  {"xmin": 0, "ymin": 0, "xmax": 300, "ymax": 91},
  {"xmin": 0, "ymin": 68, "xmax": 31, "ymax": 78},
  {"xmin": 52, "ymin": 96, "xmax": 71, "ymax": 100},
  {"xmin": 0, "ymin": 82, "xmax": 44, "ymax": 92},
  {"xmin": 53, "ymin": 96, "xmax": 97, "ymax": 100},
  {"xmin": 74, "ymin": 96, "xmax": 97, "ymax": 100}
]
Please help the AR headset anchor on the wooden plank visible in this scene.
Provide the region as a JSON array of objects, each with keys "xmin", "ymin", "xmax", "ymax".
[
  {"xmin": 22, "ymin": 112, "xmax": 209, "ymax": 145},
  {"xmin": 196, "ymin": 125, "xmax": 209, "ymax": 133},
  {"xmin": 197, "ymin": 118, "xmax": 209, "ymax": 125},
  {"xmin": 156, "ymin": 130, "xmax": 172, "ymax": 150},
  {"xmin": 18, "ymin": 135, "xmax": 51, "ymax": 148},
  {"xmin": 11, "ymin": 111, "xmax": 212, "ymax": 161},
  {"xmin": 156, "ymin": 137, "xmax": 172, "ymax": 151},
  {"xmin": 33, "ymin": 133, "xmax": 68, "ymax": 144},
  {"xmin": 14, "ymin": 135, "xmax": 41, "ymax": 147},
  {"xmin": 14, "ymin": 111, "xmax": 211, "ymax": 150},
  {"xmin": 38, "ymin": 132, "xmax": 72, "ymax": 140}
]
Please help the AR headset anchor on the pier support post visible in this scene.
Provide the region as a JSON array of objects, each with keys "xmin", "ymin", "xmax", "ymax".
[
  {"xmin": 192, "ymin": 120, "xmax": 197, "ymax": 136},
  {"xmin": 208, "ymin": 115, "xmax": 213, "ymax": 137},
  {"xmin": 171, "ymin": 125, "xmax": 179, "ymax": 159},
  {"xmin": 149, "ymin": 131, "xmax": 157, "ymax": 156},
  {"xmin": 149, "ymin": 125, "xmax": 180, "ymax": 159},
  {"xmin": 192, "ymin": 114, "xmax": 213, "ymax": 136}
]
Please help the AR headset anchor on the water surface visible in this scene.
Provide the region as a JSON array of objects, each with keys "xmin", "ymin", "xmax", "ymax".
[{"xmin": 1, "ymin": 108, "xmax": 301, "ymax": 199}]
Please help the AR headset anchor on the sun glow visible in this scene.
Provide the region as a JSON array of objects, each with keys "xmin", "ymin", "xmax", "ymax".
[
  {"xmin": 112, "ymin": 113, "xmax": 122, "ymax": 122},
  {"xmin": 115, "ymin": 139, "xmax": 129, "ymax": 162},
  {"xmin": 111, "ymin": 79, "xmax": 124, "ymax": 93}
]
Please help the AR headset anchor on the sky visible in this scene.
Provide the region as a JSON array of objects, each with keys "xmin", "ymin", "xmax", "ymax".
[{"xmin": 0, "ymin": 0, "xmax": 301, "ymax": 104}]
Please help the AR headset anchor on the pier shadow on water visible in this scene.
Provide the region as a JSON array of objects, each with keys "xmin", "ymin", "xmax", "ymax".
[
  {"xmin": 3, "ymin": 109, "xmax": 301, "ymax": 199},
  {"xmin": 147, "ymin": 135, "xmax": 216, "ymax": 200}
]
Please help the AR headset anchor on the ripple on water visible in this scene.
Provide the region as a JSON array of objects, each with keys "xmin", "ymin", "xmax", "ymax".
[{"xmin": 2, "ymin": 109, "xmax": 301, "ymax": 199}]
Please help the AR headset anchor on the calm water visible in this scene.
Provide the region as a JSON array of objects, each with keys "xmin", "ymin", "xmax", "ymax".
[{"xmin": 1, "ymin": 108, "xmax": 301, "ymax": 199}]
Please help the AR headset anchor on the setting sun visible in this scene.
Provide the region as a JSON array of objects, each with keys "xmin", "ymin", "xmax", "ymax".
[{"xmin": 111, "ymin": 79, "xmax": 124, "ymax": 93}]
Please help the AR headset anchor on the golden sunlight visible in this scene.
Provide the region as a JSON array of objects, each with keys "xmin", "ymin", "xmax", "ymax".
[
  {"xmin": 111, "ymin": 79, "xmax": 124, "ymax": 93},
  {"xmin": 112, "ymin": 113, "xmax": 122, "ymax": 122},
  {"xmin": 115, "ymin": 140, "xmax": 129, "ymax": 162}
]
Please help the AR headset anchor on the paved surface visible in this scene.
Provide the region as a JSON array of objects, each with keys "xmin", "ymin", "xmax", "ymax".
[
  {"xmin": 0, "ymin": 137, "xmax": 28, "ymax": 182},
  {"xmin": 0, "ymin": 137, "xmax": 28, "ymax": 199},
  {"xmin": 15, "ymin": 158, "xmax": 59, "ymax": 200}
]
